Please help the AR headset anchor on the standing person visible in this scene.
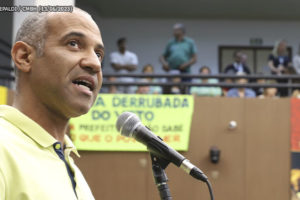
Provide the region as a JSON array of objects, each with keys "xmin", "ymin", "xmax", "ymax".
[
  {"xmin": 224, "ymin": 51, "xmax": 251, "ymax": 74},
  {"xmin": 110, "ymin": 37, "xmax": 138, "ymax": 93},
  {"xmin": 0, "ymin": 8, "xmax": 103, "ymax": 199},
  {"xmin": 268, "ymin": 40, "xmax": 291, "ymax": 75},
  {"xmin": 293, "ymin": 44, "xmax": 300, "ymax": 74},
  {"xmin": 160, "ymin": 23, "xmax": 197, "ymax": 82},
  {"xmin": 268, "ymin": 40, "xmax": 292, "ymax": 96}
]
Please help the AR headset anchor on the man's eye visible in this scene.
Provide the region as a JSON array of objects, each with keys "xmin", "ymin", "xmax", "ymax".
[
  {"xmin": 96, "ymin": 52, "xmax": 102, "ymax": 59},
  {"xmin": 68, "ymin": 40, "xmax": 79, "ymax": 48}
]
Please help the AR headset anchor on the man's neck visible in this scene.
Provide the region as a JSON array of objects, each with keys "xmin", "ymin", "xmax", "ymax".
[
  {"xmin": 13, "ymin": 90, "xmax": 68, "ymax": 144},
  {"xmin": 119, "ymin": 49, "xmax": 126, "ymax": 54},
  {"xmin": 175, "ymin": 36, "xmax": 184, "ymax": 41}
]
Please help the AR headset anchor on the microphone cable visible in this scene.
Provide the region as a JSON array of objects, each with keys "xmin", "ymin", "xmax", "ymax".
[{"xmin": 206, "ymin": 180, "xmax": 214, "ymax": 200}]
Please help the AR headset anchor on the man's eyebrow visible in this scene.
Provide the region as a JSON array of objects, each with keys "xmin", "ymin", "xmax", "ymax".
[
  {"xmin": 61, "ymin": 31, "xmax": 105, "ymax": 50},
  {"xmin": 96, "ymin": 44, "xmax": 105, "ymax": 51},
  {"xmin": 61, "ymin": 31, "xmax": 85, "ymax": 41}
]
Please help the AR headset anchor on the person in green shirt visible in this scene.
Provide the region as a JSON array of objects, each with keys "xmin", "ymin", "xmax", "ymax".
[
  {"xmin": 190, "ymin": 66, "xmax": 222, "ymax": 97},
  {"xmin": 160, "ymin": 23, "xmax": 197, "ymax": 82}
]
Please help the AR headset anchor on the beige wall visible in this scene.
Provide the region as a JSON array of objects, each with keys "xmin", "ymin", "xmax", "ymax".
[{"xmin": 75, "ymin": 97, "xmax": 291, "ymax": 200}]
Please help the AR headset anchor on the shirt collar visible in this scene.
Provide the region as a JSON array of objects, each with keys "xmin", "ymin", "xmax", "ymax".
[
  {"xmin": 64, "ymin": 135, "xmax": 80, "ymax": 157},
  {"xmin": 0, "ymin": 105, "xmax": 79, "ymax": 157},
  {"xmin": 174, "ymin": 37, "xmax": 186, "ymax": 42}
]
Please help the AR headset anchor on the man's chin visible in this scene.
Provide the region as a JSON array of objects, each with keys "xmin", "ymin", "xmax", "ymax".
[{"xmin": 69, "ymin": 103, "xmax": 92, "ymax": 118}]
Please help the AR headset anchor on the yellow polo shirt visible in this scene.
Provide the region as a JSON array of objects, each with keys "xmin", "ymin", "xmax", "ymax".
[{"xmin": 0, "ymin": 105, "xmax": 95, "ymax": 200}]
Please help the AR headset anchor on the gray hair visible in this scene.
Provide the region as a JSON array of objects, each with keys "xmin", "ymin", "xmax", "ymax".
[
  {"xmin": 15, "ymin": 12, "xmax": 48, "ymax": 57},
  {"xmin": 173, "ymin": 23, "xmax": 185, "ymax": 33}
]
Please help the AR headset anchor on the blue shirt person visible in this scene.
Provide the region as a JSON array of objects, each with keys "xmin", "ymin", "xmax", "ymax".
[{"xmin": 227, "ymin": 73, "xmax": 256, "ymax": 98}]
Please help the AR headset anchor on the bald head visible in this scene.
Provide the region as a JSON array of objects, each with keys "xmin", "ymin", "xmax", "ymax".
[
  {"xmin": 11, "ymin": 7, "xmax": 104, "ymax": 117},
  {"xmin": 15, "ymin": 7, "xmax": 94, "ymax": 57}
]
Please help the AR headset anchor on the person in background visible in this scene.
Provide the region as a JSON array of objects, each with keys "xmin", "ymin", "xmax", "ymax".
[
  {"xmin": 110, "ymin": 37, "xmax": 138, "ymax": 93},
  {"xmin": 224, "ymin": 51, "xmax": 251, "ymax": 75},
  {"xmin": 241, "ymin": 53, "xmax": 248, "ymax": 66},
  {"xmin": 168, "ymin": 70, "xmax": 182, "ymax": 94},
  {"xmin": 107, "ymin": 76, "xmax": 119, "ymax": 94},
  {"xmin": 293, "ymin": 44, "xmax": 300, "ymax": 74},
  {"xmin": 140, "ymin": 64, "xmax": 162, "ymax": 94},
  {"xmin": 136, "ymin": 78, "xmax": 150, "ymax": 94},
  {"xmin": 253, "ymin": 74, "xmax": 266, "ymax": 96},
  {"xmin": 258, "ymin": 88, "xmax": 278, "ymax": 99},
  {"xmin": 268, "ymin": 40, "xmax": 292, "ymax": 75},
  {"xmin": 258, "ymin": 80, "xmax": 278, "ymax": 98},
  {"xmin": 160, "ymin": 23, "xmax": 197, "ymax": 82},
  {"xmin": 268, "ymin": 40, "xmax": 292, "ymax": 97},
  {"xmin": 227, "ymin": 72, "xmax": 256, "ymax": 98},
  {"xmin": 190, "ymin": 66, "xmax": 222, "ymax": 97},
  {"xmin": 221, "ymin": 77, "xmax": 233, "ymax": 96},
  {"xmin": 100, "ymin": 76, "xmax": 120, "ymax": 94}
]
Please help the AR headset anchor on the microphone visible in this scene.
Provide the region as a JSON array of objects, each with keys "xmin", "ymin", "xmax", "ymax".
[{"xmin": 116, "ymin": 112, "xmax": 208, "ymax": 182}]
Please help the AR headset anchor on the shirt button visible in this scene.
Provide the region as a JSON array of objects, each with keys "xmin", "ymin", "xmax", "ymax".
[{"xmin": 55, "ymin": 143, "xmax": 61, "ymax": 150}]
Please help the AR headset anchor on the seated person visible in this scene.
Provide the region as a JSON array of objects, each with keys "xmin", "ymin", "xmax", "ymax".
[
  {"xmin": 190, "ymin": 66, "xmax": 222, "ymax": 97},
  {"xmin": 253, "ymin": 75, "xmax": 266, "ymax": 96},
  {"xmin": 224, "ymin": 51, "xmax": 251, "ymax": 75},
  {"xmin": 136, "ymin": 80, "xmax": 150, "ymax": 94},
  {"xmin": 258, "ymin": 87, "xmax": 278, "ymax": 99},
  {"xmin": 100, "ymin": 76, "xmax": 120, "ymax": 94},
  {"xmin": 169, "ymin": 70, "xmax": 181, "ymax": 94},
  {"xmin": 141, "ymin": 64, "xmax": 162, "ymax": 94},
  {"xmin": 227, "ymin": 72, "xmax": 256, "ymax": 98}
]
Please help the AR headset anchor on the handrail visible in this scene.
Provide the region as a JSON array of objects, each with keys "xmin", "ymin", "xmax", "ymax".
[
  {"xmin": 101, "ymin": 82, "xmax": 300, "ymax": 88},
  {"xmin": 1, "ymin": 73, "xmax": 300, "ymax": 89},
  {"xmin": 102, "ymin": 73, "xmax": 300, "ymax": 80},
  {"xmin": 0, "ymin": 66, "xmax": 14, "ymax": 71},
  {"xmin": 0, "ymin": 74, "xmax": 14, "ymax": 80}
]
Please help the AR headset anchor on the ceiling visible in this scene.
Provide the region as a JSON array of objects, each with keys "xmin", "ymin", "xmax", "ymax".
[{"xmin": 77, "ymin": 0, "xmax": 300, "ymax": 20}]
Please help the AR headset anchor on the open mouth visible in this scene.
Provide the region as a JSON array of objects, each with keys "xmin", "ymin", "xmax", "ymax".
[{"xmin": 72, "ymin": 79, "xmax": 94, "ymax": 91}]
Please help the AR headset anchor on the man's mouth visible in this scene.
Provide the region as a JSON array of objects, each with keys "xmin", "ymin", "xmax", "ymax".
[{"xmin": 72, "ymin": 76, "xmax": 96, "ymax": 92}]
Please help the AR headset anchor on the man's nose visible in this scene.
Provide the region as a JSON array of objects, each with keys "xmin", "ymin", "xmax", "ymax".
[{"xmin": 80, "ymin": 51, "xmax": 101, "ymax": 73}]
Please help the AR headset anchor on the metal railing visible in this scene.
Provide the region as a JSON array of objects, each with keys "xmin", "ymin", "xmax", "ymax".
[
  {"xmin": 101, "ymin": 73, "xmax": 300, "ymax": 96},
  {"xmin": 1, "ymin": 72, "xmax": 300, "ymax": 95}
]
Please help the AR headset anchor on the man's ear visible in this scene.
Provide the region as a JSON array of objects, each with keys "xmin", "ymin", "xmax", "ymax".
[{"xmin": 11, "ymin": 41, "xmax": 35, "ymax": 73}]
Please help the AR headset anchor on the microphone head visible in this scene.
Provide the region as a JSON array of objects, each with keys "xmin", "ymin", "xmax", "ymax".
[{"xmin": 116, "ymin": 112, "xmax": 141, "ymax": 137}]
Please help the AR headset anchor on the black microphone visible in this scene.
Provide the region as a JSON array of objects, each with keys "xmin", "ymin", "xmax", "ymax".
[{"xmin": 116, "ymin": 112, "xmax": 208, "ymax": 182}]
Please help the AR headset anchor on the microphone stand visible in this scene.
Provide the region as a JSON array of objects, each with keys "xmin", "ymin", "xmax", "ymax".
[{"xmin": 150, "ymin": 153, "xmax": 173, "ymax": 200}]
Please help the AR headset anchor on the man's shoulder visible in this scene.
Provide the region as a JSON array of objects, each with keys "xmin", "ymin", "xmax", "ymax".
[
  {"xmin": 0, "ymin": 118, "xmax": 19, "ymax": 144},
  {"xmin": 246, "ymin": 88, "xmax": 256, "ymax": 97},
  {"xmin": 166, "ymin": 38, "xmax": 176, "ymax": 45},
  {"xmin": 225, "ymin": 64, "xmax": 235, "ymax": 70},
  {"xmin": 0, "ymin": 118, "xmax": 29, "ymax": 150},
  {"xmin": 227, "ymin": 88, "xmax": 238, "ymax": 95},
  {"xmin": 184, "ymin": 37, "xmax": 196, "ymax": 44}
]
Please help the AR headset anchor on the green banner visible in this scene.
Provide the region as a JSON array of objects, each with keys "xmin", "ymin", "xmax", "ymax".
[{"xmin": 70, "ymin": 94, "xmax": 194, "ymax": 151}]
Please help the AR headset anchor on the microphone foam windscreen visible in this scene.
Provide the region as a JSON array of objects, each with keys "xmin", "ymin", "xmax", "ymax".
[{"xmin": 116, "ymin": 112, "xmax": 141, "ymax": 137}]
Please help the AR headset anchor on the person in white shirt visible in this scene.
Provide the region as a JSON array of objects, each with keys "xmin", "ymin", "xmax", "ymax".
[
  {"xmin": 110, "ymin": 38, "xmax": 138, "ymax": 93},
  {"xmin": 293, "ymin": 44, "xmax": 300, "ymax": 74}
]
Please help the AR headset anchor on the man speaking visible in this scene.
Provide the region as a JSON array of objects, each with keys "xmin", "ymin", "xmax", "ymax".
[{"xmin": 0, "ymin": 7, "xmax": 104, "ymax": 200}]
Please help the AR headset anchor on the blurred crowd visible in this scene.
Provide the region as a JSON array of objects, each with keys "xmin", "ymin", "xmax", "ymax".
[{"xmin": 101, "ymin": 23, "xmax": 300, "ymax": 98}]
